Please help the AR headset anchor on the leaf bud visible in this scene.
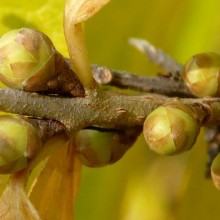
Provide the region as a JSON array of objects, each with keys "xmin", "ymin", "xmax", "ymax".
[
  {"xmin": 143, "ymin": 102, "xmax": 200, "ymax": 155},
  {"xmin": 0, "ymin": 116, "xmax": 42, "ymax": 173},
  {"xmin": 75, "ymin": 128, "xmax": 139, "ymax": 167},
  {"xmin": 0, "ymin": 28, "xmax": 57, "ymax": 91},
  {"xmin": 211, "ymin": 153, "xmax": 220, "ymax": 190},
  {"xmin": 182, "ymin": 52, "xmax": 220, "ymax": 97}
]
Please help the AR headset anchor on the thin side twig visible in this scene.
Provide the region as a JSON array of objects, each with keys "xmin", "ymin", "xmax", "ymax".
[{"xmin": 91, "ymin": 64, "xmax": 193, "ymax": 97}]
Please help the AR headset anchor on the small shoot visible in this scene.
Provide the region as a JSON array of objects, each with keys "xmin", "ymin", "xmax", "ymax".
[{"xmin": 64, "ymin": 0, "xmax": 111, "ymax": 94}]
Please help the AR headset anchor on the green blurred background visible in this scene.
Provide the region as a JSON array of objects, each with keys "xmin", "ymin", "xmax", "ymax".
[{"xmin": 1, "ymin": 0, "xmax": 220, "ymax": 219}]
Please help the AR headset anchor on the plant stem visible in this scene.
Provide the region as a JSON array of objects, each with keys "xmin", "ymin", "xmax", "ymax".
[
  {"xmin": 64, "ymin": 1, "xmax": 98, "ymax": 93},
  {"xmin": 64, "ymin": 23, "xmax": 97, "ymax": 91},
  {"xmin": 0, "ymin": 88, "xmax": 219, "ymax": 133},
  {"xmin": 91, "ymin": 64, "xmax": 192, "ymax": 97}
]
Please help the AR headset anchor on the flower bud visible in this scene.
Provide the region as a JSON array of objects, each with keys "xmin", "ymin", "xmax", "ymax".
[
  {"xmin": 182, "ymin": 52, "xmax": 220, "ymax": 97},
  {"xmin": 143, "ymin": 103, "xmax": 200, "ymax": 155},
  {"xmin": 211, "ymin": 153, "xmax": 220, "ymax": 190},
  {"xmin": 75, "ymin": 129, "xmax": 138, "ymax": 167},
  {"xmin": 0, "ymin": 116, "xmax": 42, "ymax": 173},
  {"xmin": 0, "ymin": 28, "xmax": 57, "ymax": 91}
]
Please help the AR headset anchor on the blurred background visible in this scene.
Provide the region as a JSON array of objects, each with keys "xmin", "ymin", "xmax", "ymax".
[{"xmin": 1, "ymin": 0, "xmax": 220, "ymax": 219}]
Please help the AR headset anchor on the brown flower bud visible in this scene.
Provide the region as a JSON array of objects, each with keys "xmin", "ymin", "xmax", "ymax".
[
  {"xmin": 75, "ymin": 128, "xmax": 139, "ymax": 167},
  {"xmin": 0, "ymin": 28, "xmax": 57, "ymax": 91},
  {"xmin": 211, "ymin": 153, "xmax": 220, "ymax": 190},
  {"xmin": 182, "ymin": 52, "xmax": 220, "ymax": 97},
  {"xmin": 143, "ymin": 103, "xmax": 200, "ymax": 155},
  {"xmin": 0, "ymin": 116, "xmax": 42, "ymax": 173}
]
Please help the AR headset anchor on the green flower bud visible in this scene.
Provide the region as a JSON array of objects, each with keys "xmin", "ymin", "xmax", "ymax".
[
  {"xmin": 75, "ymin": 129, "xmax": 138, "ymax": 167},
  {"xmin": 211, "ymin": 153, "xmax": 220, "ymax": 190},
  {"xmin": 0, "ymin": 28, "xmax": 57, "ymax": 91},
  {"xmin": 0, "ymin": 116, "xmax": 42, "ymax": 173},
  {"xmin": 182, "ymin": 52, "xmax": 220, "ymax": 97},
  {"xmin": 143, "ymin": 103, "xmax": 200, "ymax": 155}
]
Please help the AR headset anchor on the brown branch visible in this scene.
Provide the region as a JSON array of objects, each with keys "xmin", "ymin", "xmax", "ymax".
[
  {"xmin": 0, "ymin": 89, "xmax": 167, "ymax": 132},
  {"xmin": 64, "ymin": 59, "xmax": 192, "ymax": 98},
  {"xmin": 91, "ymin": 64, "xmax": 193, "ymax": 98},
  {"xmin": 0, "ymin": 88, "xmax": 219, "ymax": 134}
]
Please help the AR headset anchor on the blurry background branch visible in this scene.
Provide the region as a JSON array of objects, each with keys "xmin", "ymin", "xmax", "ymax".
[{"xmin": 128, "ymin": 38, "xmax": 183, "ymax": 72}]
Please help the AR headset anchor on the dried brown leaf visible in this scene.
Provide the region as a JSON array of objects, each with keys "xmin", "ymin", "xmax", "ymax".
[{"xmin": 28, "ymin": 139, "xmax": 81, "ymax": 220}]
